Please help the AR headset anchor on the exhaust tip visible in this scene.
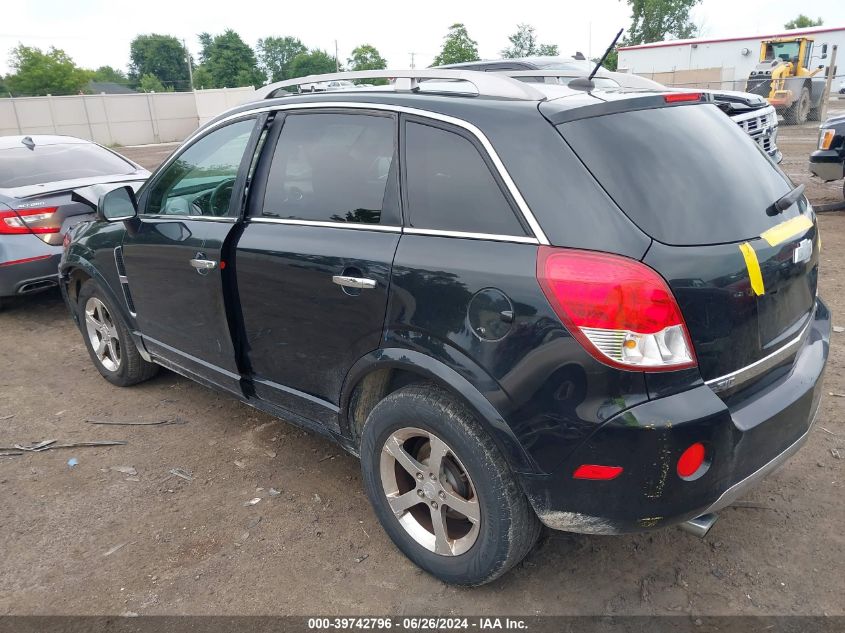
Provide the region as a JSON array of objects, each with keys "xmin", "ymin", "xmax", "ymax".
[
  {"xmin": 680, "ymin": 513, "xmax": 718, "ymax": 538},
  {"xmin": 18, "ymin": 279, "xmax": 58, "ymax": 294}
]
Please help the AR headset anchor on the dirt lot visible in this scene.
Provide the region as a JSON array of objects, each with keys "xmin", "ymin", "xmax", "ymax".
[{"xmin": 1, "ymin": 119, "xmax": 844, "ymax": 617}]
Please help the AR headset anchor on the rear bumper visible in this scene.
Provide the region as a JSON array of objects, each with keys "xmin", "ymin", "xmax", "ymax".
[
  {"xmin": 0, "ymin": 236, "xmax": 61, "ymax": 297},
  {"xmin": 520, "ymin": 299, "xmax": 830, "ymax": 534},
  {"xmin": 809, "ymin": 150, "xmax": 844, "ymax": 182}
]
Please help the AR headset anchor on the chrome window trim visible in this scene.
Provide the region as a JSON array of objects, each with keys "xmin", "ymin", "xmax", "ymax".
[
  {"xmin": 705, "ymin": 318, "xmax": 811, "ymax": 393},
  {"xmin": 166, "ymin": 102, "xmax": 550, "ymax": 245},
  {"xmin": 247, "ymin": 217, "xmax": 539, "ymax": 244},
  {"xmin": 250, "ymin": 217, "xmax": 402, "ymax": 233},
  {"xmin": 403, "ymin": 227, "xmax": 539, "ymax": 244},
  {"xmin": 138, "ymin": 215, "xmax": 238, "ymax": 223}
]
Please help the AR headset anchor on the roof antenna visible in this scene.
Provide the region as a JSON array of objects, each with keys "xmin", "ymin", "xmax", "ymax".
[
  {"xmin": 569, "ymin": 28, "xmax": 623, "ymax": 92},
  {"xmin": 21, "ymin": 136, "xmax": 35, "ymax": 150}
]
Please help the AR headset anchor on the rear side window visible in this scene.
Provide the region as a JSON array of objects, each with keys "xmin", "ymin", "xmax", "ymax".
[
  {"xmin": 404, "ymin": 121, "xmax": 527, "ymax": 236},
  {"xmin": 0, "ymin": 143, "xmax": 135, "ymax": 189},
  {"xmin": 559, "ymin": 104, "xmax": 794, "ymax": 246},
  {"xmin": 262, "ymin": 113, "xmax": 396, "ymax": 225}
]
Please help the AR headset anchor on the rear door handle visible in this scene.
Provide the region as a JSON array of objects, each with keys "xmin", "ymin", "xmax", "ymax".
[
  {"xmin": 190, "ymin": 258, "xmax": 217, "ymax": 271},
  {"xmin": 332, "ymin": 275, "xmax": 376, "ymax": 289}
]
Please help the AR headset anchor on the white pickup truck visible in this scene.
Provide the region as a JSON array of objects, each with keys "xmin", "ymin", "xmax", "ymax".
[{"xmin": 299, "ymin": 79, "xmax": 357, "ymax": 92}]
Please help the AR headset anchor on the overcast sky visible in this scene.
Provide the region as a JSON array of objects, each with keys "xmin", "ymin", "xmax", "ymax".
[{"xmin": 2, "ymin": 0, "xmax": 844, "ymax": 77}]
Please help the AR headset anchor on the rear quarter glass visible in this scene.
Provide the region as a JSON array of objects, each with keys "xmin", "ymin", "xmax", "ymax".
[{"xmin": 558, "ymin": 104, "xmax": 798, "ymax": 246}]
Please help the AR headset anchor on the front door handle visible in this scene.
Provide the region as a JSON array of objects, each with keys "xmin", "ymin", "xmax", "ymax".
[
  {"xmin": 332, "ymin": 275, "xmax": 376, "ymax": 290},
  {"xmin": 190, "ymin": 258, "xmax": 217, "ymax": 271}
]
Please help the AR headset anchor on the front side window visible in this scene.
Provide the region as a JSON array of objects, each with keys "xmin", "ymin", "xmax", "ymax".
[
  {"xmin": 146, "ymin": 118, "xmax": 256, "ymax": 217},
  {"xmin": 404, "ymin": 121, "xmax": 527, "ymax": 236},
  {"xmin": 262, "ymin": 112, "xmax": 396, "ymax": 225}
]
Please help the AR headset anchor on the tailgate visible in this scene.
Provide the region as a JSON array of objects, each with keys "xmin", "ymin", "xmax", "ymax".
[
  {"xmin": 555, "ymin": 101, "xmax": 819, "ymax": 386},
  {"xmin": 643, "ymin": 219, "xmax": 818, "ymax": 384}
]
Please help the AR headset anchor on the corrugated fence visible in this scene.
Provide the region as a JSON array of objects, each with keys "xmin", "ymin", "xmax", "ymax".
[{"xmin": 0, "ymin": 87, "xmax": 255, "ymax": 146}]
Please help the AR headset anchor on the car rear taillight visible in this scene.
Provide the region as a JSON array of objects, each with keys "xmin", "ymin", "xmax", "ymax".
[
  {"xmin": 537, "ymin": 247, "xmax": 696, "ymax": 372},
  {"xmin": 0, "ymin": 207, "xmax": 59, "ymax": 235},
  {"xmin": 664, "ymin": 92, "xmax": 701, "ymax": 103}
]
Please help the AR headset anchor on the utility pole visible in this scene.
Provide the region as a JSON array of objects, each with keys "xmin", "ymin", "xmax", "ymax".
[
  {"xmin": 410, "ymin": 52, "xmax": 416, "ymax": 69},
  {"xmin": 183, "ymin": 39, "xmax": 194, "ymax": 90},
  {"xmin": 819, "ymin": 44, "xmax": 838, "ymax": 123},
  {"xmin": 335, "ymin": 40, "xmax": 340, "ymax": 72}
]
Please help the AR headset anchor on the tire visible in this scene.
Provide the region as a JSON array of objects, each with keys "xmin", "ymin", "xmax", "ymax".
[
  {"xmin": 808, "ymin": 106, "xmax": 821, "ymax": 122},
  {"xmin": 783, "ymin": 86, "xmax": 810, "ymax": 125},
  {"xmin": 77, "ymin": 280, "xmax": 158, "ymax": 387},
  {"xmin": 360, "ymin": 384, "xmax": 541, "ymax": 586}
]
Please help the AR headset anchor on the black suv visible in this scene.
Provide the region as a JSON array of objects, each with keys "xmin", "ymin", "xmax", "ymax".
[{"xmin": 60, "ymin": 70, "xmax": 829, "ymax": 586}]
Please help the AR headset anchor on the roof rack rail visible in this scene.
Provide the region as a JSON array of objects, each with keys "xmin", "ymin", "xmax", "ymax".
[{"xmin": 251, "ymin": 69, "xmax": 547, "ymax": 102}]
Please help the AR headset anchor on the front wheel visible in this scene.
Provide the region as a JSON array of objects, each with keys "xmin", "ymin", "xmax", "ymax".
[
  {"xmin": 77, "ymin": 280, "xmax": 158, "ymax": 386},
  {"xmin": 784, "ymin": 86, "xmax": 810, "ymax": 125},
  {"xmin": 360, "ymin": 384, "xmax": 540, "ymax": 585}
]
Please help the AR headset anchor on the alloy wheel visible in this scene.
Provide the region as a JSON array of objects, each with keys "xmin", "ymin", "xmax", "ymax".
[
  {"xmin": 84, "ymin": 297, "xmax": 121, "ymax": 372},
  {"xmin": 379, "ymin": 427, "xmax": 480, "ymax": 556}
]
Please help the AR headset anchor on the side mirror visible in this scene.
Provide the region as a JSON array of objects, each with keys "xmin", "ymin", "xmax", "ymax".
[{"xmin": 99, "ymin": 185, "xmax": 138, "ymax": 222}]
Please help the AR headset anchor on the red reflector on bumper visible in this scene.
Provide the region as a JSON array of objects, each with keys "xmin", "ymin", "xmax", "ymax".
[
  {"xmin": 573, "ymin": 464, "xmax": 623, "ymax": 480},
  {"xmin": 677, "ymin": 443, "xmax": 706, "ymax": 478}
]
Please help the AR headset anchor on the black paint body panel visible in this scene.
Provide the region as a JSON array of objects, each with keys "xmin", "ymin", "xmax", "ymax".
[
  {"xmin": 236, "ymin": 222, "xmax": 399, "ymax": 415},
  {"xmin": 644, "ymin": 224, "xmax": 818, "ymax": 382},
  {"xmin": 120, "ymin": 218, "xmax": 241, "ymax": 394},
  {"xmin": 387, "ymin": 235, "xmax": 650, "ymax": 474}
]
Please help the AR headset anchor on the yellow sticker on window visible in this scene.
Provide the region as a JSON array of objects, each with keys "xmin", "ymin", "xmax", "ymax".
[
  {"xmin": 739, "ymin": 242, "xmax": 765, "ymax": 296},
  {"xmin": 759, "ymin": 215, "xmax": 813, "ymax": 247}
]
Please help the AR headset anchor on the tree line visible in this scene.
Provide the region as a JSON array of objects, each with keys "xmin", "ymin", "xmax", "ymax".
[
  {"xmin": 0, "ymin": 30, "xmax": 393, "ymax": 97},
  {"xmin": 0, "ymin": 1, "xmax": 823, "ymax": 98}
]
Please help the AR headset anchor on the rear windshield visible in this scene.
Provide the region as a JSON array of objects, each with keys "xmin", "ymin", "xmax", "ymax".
[
  {"xmin": 559, "ymin": 104, "xmax": 796, "ymax": 246},
  {"xmin": 0, "ymin": 143, "xmax": 135, "ymax": 189}
]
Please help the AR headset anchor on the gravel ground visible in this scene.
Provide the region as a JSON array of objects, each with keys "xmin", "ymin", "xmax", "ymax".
[{"xmin": 0, "ymin": 119, "xmax": 843, "ymax": 616}]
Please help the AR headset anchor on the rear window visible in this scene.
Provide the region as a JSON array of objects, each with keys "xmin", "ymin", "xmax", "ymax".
[
  {"xmin": 0, "ymin": 143, "xmax": 135, "ymax": 189},
  {"xmin": 559, "ymin": 104, "xmax": 796, "ymax": 246}
]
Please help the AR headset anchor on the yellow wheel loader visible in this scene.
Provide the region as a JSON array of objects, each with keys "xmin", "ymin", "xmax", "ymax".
[{"xmin": 746, "ymin": 36, "xmax": 828, "ymax": 125}]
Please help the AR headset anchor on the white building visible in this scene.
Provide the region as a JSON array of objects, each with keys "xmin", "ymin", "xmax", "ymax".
[{"xmin": 617, "ymin": 25, "xmax": 845, "ymax": 90}]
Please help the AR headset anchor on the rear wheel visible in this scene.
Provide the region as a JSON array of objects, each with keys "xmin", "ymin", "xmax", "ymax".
[
  {"xmin": 360, "ymin": 384, "xmax": 540, "ymax": 585},
  {"xmin": 77, "ymin": 280, "xmax": 158, "ymax": 386}
]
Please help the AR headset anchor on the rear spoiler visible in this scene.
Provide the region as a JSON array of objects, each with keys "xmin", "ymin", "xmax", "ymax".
[{"xmin": 541, "ymin": 91, "xmax": 714, "ymax": 125}]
